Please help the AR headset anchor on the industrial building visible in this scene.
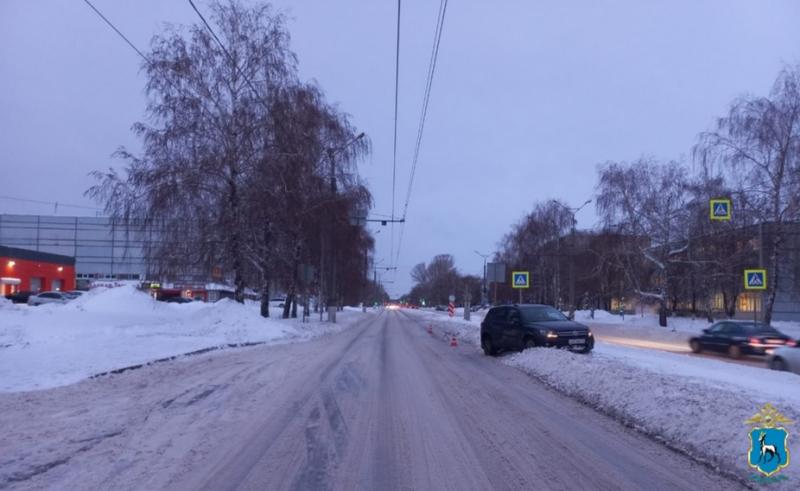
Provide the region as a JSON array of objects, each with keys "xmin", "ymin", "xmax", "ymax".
[
  {"xmin": 0, "ymin": 245, "xmax": 75, "ymax": 295},
  {"xmin": 0, "ymin": 214, "xmax": 147, "ymax": 286}
]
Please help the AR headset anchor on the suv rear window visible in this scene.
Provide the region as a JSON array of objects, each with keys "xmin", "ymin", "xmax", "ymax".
[{"xmin": 519, "ymin": 306, "xmax": 568, "ymax": 322}]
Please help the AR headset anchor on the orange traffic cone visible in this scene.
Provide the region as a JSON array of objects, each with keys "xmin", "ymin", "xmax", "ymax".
[{"xmin": 450, "ymin": 336, "xmax": 458, "ymax": 347}]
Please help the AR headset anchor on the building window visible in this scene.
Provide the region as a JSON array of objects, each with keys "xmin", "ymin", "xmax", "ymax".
[
  {"xmin": 738, "ymin": 293, "xmax": 762, "ymax": 313},
  {"xmin": 713, "ymin": 293, "xmax": 724, "ymax": 310}
]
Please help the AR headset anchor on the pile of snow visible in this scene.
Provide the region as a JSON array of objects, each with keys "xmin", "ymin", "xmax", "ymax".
[
  {"xmin": 505, "ymin": 347, "xmax": 799, "ymax": 486},
  {"xmin": 403, "ymin": 309, "xmax": 800, "ymax": 486},
  {"xmin": 0, "ymin": 286, "xmax": 368, "ymax": 393}
]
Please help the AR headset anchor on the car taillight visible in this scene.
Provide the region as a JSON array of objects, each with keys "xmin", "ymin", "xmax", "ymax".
[
  {"xmin": 748, "ymin": 337, "xmax": 761, "ymax": 346},
  {"xmin": 788, "ymin": 339, "xmax": 798, "ymax": 347}
]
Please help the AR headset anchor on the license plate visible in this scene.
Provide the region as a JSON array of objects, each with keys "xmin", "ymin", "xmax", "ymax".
[{"xmin": 568, "ymin": 338, "xmax": 585, "ymax": 346}]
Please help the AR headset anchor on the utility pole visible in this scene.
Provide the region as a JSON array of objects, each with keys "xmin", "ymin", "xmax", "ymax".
[
  {"xmin": 327, "ymin": 147, "xmax": 337, "ymax": 323},
  {"xmin": 551, "ymin": 199, "xmax": 591, "ymax": 317},
  {"xmin": 324, "ymin": 132, "xmax": 365, "ymax": 323},
  {"xmin": 371, "ymin": 266, "xmax": 396, "ymax": 306}
]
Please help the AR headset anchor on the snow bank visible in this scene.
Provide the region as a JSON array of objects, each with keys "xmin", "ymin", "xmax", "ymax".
[
  {"xmin": 64, "ymin": 285, "xmax": 164, "ymax": 313},
  {"xmin": 403, "ymin": 309, "xmax": 800, "ymax": 486},
  {"xmin": 505, "ymin": 347, "xmax": 799, "ymax": 486},
  {"xmin": 0, "ymin": 287, "xmax": 369, "ymax": 393}
]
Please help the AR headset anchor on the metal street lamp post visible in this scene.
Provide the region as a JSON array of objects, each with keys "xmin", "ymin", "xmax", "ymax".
[
  {"xmin": 551, "ymin": 199, "xmax": 592, "ymax": 318},
  {"xmin": 474, "ymin": 250, "xmax": 490, "ymax": 306}
]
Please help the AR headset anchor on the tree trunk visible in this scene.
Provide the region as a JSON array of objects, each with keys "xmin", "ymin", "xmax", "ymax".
[
  {"xmin": 764, "ymin": 227, "xmax": 782, "ymax": 325},
  {"xmin": 258, "ymin": 223, "xmax": 272, "ymax": 318},
  {"xmin": 260, "ymin": 276, "xmax": 270, "ymax": 318},
  {"xmin": 282, "ymin": 291, "xmax": 293, "ymax": 319},
  {"xmin": 227, "ymin": 173, "xmax": 245, "ymax": 304}
]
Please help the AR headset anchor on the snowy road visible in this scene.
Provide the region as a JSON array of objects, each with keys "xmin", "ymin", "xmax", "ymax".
[{"xmin": 1, "ymin": 310, "xmax": 742, "ymax": 490}]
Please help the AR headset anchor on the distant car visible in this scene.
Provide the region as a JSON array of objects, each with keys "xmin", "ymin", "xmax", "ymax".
[
  {"xmin": 689, "ymin": 321, "xmax": 793, "ymax": 358},
  {"xmin": 27, "ymin": 291, "xmax": 70, "ymax": 306},
  {"xmin": 435, "ymin": 305, "xmax": 447, "ymax": 311},
  {"xmin": 63, "ymin": 290, "xmax": 86, "ymax": 300},
  {"xmin": 767, "ymin": 343, "xmax": 800, "ymax": 374},
  {"xmin": 480, "ymin": 304, "xmax": 594, "ymax": 356},
  {"xmin": 160, "ymin": 296, "xmax": 194, "ymax": 304},
  {"xmin": 4, "ymin": 291, "xmax": 34, "ymax": 304},
  {"xmin": 269, "ymin": 297, "xmax": 286, "ymax": 308}
]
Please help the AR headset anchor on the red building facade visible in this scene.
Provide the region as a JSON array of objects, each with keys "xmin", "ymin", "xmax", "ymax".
[{"xmin": 0, "ymin": 246, "xmax": 76, "ymax": 295}]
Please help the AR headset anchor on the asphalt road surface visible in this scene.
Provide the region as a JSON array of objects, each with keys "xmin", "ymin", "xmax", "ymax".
[{"xmin": 1, "ymin": 310, "xmax": 742, "ymax": 490}]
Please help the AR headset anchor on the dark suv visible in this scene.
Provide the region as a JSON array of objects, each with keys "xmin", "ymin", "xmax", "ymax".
[{"xmin": 480, "ymin": 304, "xmax": 594, "ymax": 356}]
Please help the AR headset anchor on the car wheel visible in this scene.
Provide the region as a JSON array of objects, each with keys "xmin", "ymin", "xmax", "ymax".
[
  {"xmin": 689, "ymin": 339, "xmax": 702, "ymax": 353},
  {"xmin": 482, "ymin": 336, "xmax": 497, "ymax": 357},
  {"xmin": 523, "ymin": 337, "xmax": 537, "ymax": 351},
  {"xmin": 770, "ymin": 357, "xmax": 787, "ymax": 371},
  {"xmin": 728, "ymin": 344, "xmax": 742, "ymax": 359}
]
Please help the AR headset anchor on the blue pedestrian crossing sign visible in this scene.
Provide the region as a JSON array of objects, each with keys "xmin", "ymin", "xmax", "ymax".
[
  {"xmin": 512, "ymin": 271, "xmax": 529, "ymax": 289},
  {"xmin": 709, "ymin": 199, "xmax": 731, "ymax": 221},
  {"xmin": 744, "ymin": 269, "xmax": 767, "ymax": 290}
]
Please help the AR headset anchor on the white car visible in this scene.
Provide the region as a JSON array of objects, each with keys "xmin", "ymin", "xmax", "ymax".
[
  {"xmin": 27, "ymin": 291, "xmax": 70, "ymax": 306},
  {"xmin": 269, "ymin": 297, "xmax": 286, "ymax": 308},
  {"xmin": 768, "ymin": 342, "xmax": 800, "ymax": 374}
]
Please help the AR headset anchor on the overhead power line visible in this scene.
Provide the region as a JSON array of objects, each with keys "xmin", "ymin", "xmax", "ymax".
[
  {"xmin": 392, "ymin": 0, "xmax": 449, "ymax": 276},
  {"xmin": 81, "ymin": 0, "xmax": 148, "ymax": 62},
  {"xmin": 186, "ymin": 0, "xmax": 271, "ymax": 113},
  {"xmin": 0, "ymin": 195, "xmax": 103, "ymax": 212}
]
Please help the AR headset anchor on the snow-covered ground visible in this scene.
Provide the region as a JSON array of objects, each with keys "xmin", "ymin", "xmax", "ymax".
[
  {"xmin": 0, "ymin": 286, "xmax": 368, "ymax": 393},
  {"xmin": 405, "ymin": 308, "xmax": 800, "ymax": 486}
]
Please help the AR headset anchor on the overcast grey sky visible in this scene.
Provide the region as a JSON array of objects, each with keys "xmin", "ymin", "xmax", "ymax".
[{"xmin": 2, "ymin": 1, "xmax": 799, "ymax": 296}]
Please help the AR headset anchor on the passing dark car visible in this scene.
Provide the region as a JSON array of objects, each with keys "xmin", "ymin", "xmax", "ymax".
[
  {"xmin": 480, "ymin": 304, "xmax": 594, "ymax": 356},
  {"xmin": 160, "ymin": 296, "xmax": 194, "ymax": 304},
  {"xmin": 689, "ymin": 321, "xmax": 792, "ymax": 358},
  {"xmin": 4, "ymin": 291, "xmax": 34, "ymax": 304}
]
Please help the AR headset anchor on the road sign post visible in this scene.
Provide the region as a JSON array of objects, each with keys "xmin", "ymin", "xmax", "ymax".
[
  {"xmin": 744, "ymin": 269, "xmax": 767, "ymax": 324},
  {"xmin": 511, "ymin": 271, "xmax": 529, "ymax": 304},
  {"xmin": 487, "ymin": 262, "xmax": 506, "ymax": 304},
  {"xmin": 448, "ymin": 294, "xmax": 455, "ymax": 317},
  {"xmin": 710, "ymin": 198, "xmax": 732, "ymax": 221}
]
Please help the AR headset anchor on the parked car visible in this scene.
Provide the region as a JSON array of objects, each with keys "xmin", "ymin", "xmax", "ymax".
[
  {"xmin": 160, "ymin": 296, "xmax": 194, "ymax": 304},
  {"xmin": 269, "ymin": 297, "xmax": 286, "ymax": 308},
  {"xmin": 4, "ymin": 291, "xmax": 34, "ymax": 304},
  {"xmin": 27, "ymin": 291, "xmax": 70, "ymax": 306},
  {"xmin": 767, "ymin": 343, "xmax": 800, "ymax": 374},
  {"xmin": 480, "ymin": 304, "xmax": 594, "ymax": 356},
  {"xmin": 435, "ymin": 305, "xmax": 447, "ymax": 311},
  {"xmin": 63, "ymin": 290, "xmax": 85, "ymax": 300},
  {"xmin": 688, "ymin": 321, "xmax": 793, "ymax": 358}
]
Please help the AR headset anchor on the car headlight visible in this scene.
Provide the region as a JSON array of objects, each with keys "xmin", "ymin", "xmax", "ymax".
[
  {"xmin": 587, "ymin": 331, "xmax": 593, "ymax": 337},
  {"xmin": 546, "ymin": 330, "xmax": 558, "ymax": 339}
]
